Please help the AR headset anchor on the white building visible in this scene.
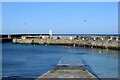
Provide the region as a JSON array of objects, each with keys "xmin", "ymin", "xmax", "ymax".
[{"xmin": 49, "ymin": 30, "xmax": 52, "ymax": 36}]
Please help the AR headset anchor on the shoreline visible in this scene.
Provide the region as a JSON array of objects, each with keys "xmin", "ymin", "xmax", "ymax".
[
  {"xmin": 1, "ymin": 34, "xmax": 120, "ymax": 50},
  {"xmin": 12, "ymin": 39, "xmax": 120, "ymax": 50},
  {"xmin": 12, "ymin": 42, "xmax": 120, "ymax": 50}
]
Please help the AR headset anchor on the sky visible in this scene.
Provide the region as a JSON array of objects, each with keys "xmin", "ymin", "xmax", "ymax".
[{"xmin": 2, "ymin": 2, "xmax": 118, "ymax": 34}]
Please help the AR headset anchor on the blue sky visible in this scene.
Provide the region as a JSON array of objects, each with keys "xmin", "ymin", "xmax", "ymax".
[{"xmin": 2, "ymin": 2, "xmax": 118, "ymax": 34}]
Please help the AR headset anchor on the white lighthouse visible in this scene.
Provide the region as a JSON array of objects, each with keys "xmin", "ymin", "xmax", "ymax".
[{"xmin": 49, "ymin": 30, "xmax": 52, "ymax": 36}]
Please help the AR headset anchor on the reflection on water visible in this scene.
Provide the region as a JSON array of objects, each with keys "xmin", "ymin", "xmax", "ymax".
[{"xmin": 2, "ymin": 43, "xmax": 119, "ymax": 78}]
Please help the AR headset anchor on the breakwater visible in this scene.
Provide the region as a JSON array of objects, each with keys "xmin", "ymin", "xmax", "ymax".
[
  {"xmin": 12, "ymin": 35, "xmax": 120, "ymax": 50},
  {"xmin": 0, "ymin": 34, "xmax": 22, "ymax": 43},
  {"xmin": 1, "ymin": 38, "xmax": 13, "ymax": 43}
]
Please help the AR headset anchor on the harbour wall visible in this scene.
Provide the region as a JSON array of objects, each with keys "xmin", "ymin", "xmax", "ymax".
[
  {"xmin": 12, "ymin": 35, "xmax": 120, "ymax": 50},
  {"xmin": 0, "ymin": 38, "xmax": 13, "ymax": 43}
]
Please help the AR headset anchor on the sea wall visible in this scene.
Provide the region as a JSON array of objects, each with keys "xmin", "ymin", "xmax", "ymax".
[
  {"xmin": 0, "ymin": 38, "xmax": 13, "ymax": 43},
  {"xmin": 12, "ymin": 35, "xmax": 120, "ymax": 50}
]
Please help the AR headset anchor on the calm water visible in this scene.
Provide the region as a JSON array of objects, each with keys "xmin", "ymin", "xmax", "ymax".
[{"xmin": 2, "ymin": 43, "xmax": 119, "ymax": 78}]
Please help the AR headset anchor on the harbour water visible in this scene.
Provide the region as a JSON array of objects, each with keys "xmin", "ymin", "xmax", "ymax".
[{"xmin": 2, "ymin": 43, "xmax": 119, "ymax": 78}]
